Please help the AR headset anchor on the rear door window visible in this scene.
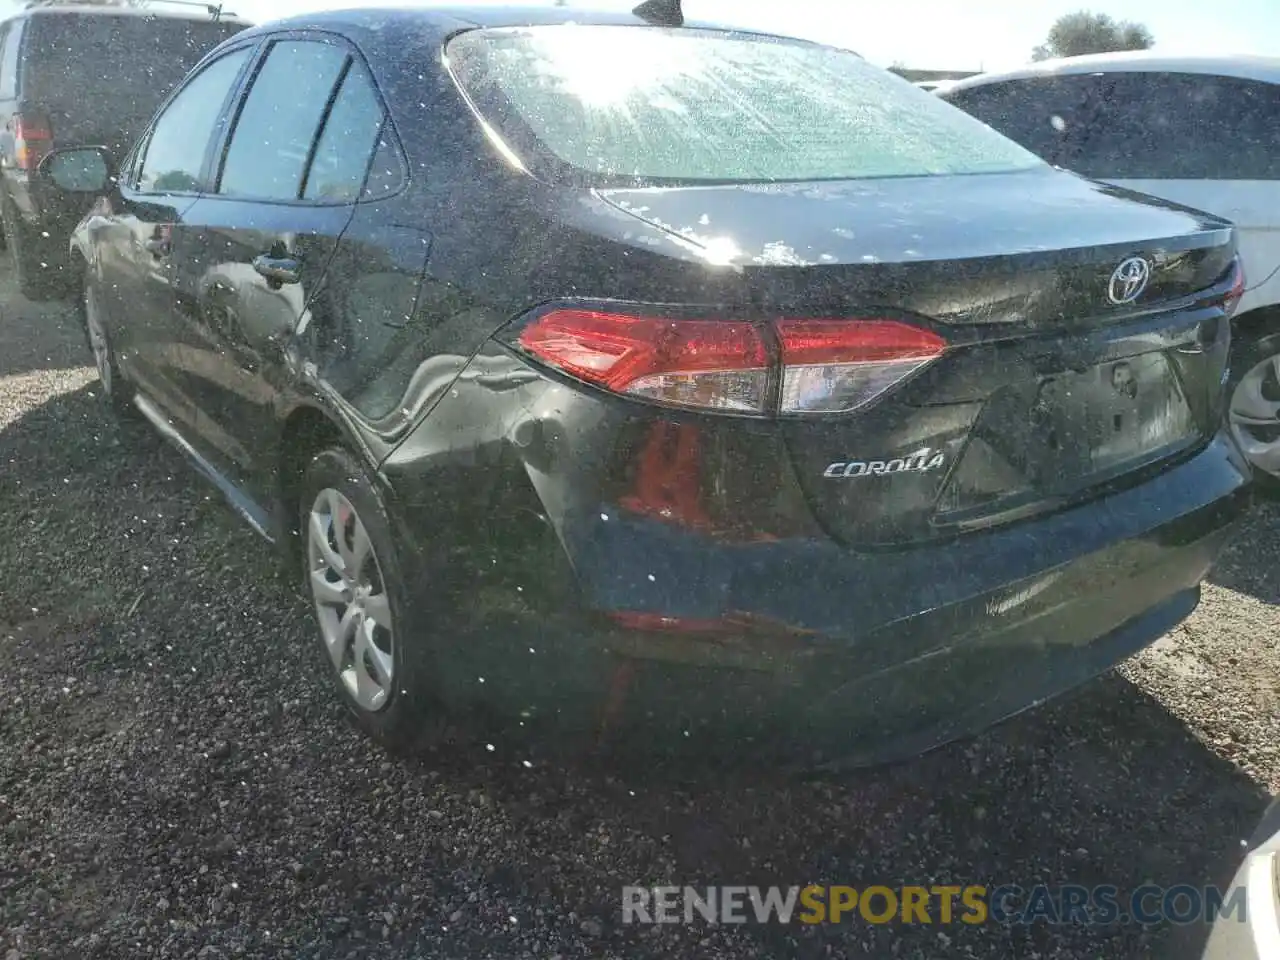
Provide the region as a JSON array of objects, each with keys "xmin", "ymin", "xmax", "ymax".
[
  {"xmin": 1072, "ymin": 72, "xmax": 1280, "ymax": 180},
  {"xmin": 943, "ymin": 75, "xmax": 1104, "ymax": 167},
  {"xmin": 217, "ymin": 39, "xmax": 349, "ymax": 201},
  {"xmin": 302, "ymin": 60, "xmax": 390, "ymax": 202},
  {"xmin": 446, "ymin": 25, "xmax": 1044, "ymax": 186}
]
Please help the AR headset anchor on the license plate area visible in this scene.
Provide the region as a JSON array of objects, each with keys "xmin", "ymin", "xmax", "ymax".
[
  {"xmin": 932, "ymin": 351, "xmax": 1202, "ymax": 526},
  {"xmin": 1027, "ymin": 353, "xmax": 1196, "ymax": 492}
]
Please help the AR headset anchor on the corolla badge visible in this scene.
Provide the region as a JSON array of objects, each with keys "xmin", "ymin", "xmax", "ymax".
[
  {"xmin": 823, "ymin": 446, "xmax": 946, "ymax": 478},
  {"xmin": 1107, "ymin": 256, "xmax": 1151, "ymax": 305}
]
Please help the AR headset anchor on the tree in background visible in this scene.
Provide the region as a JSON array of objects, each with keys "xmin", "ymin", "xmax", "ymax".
[{"xmin": 1032, "ymin": 11, "xmax": 1154, "ymax": 61}]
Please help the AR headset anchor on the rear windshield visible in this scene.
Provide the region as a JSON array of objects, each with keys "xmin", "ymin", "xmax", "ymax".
[
  {"xmin": 445, "ymin": 25, "xmax": 1045, "ymax": 186},
  {"xmin": 22, "ymin": 13, "xmax": 245, "ymax": 139}
]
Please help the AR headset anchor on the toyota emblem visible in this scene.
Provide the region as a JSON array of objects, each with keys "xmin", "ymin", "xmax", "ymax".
[{"xmin": 1107, "ymin": 256, "xmax": 1151, "ymax": 305}]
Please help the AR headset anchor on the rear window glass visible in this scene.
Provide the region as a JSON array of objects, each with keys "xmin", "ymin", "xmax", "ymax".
[
  {"xmin": 23, "ymin": 13, "xmax": 246, "ymax": 142},
  {"xmin": 446, "ymin": 25, "xmax": 1044, "ymax": 185}
]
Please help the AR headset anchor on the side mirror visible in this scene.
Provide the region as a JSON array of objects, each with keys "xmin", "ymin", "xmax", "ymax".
[{"xmin": 38, "ymin": 146, "xmax": 113, "ymax": 193}]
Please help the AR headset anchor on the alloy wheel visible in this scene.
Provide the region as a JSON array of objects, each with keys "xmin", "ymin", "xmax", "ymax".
[
  {"xmin": 306, "ymin": 488, "xmax": 396, "ymax": 712},
  {"xmin": 1228, "ymin": 351, "xmax": 1280, "ymax": 480}
]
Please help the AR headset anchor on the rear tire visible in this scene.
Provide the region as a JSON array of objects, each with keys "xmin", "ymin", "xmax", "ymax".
[
  {"xmin": 298, "ymin": 446, "xmax": 446, "ymax": 752},
  {"xmin": 1226, "ymin": 326, "xmax": 1280, "ymax": 495}
]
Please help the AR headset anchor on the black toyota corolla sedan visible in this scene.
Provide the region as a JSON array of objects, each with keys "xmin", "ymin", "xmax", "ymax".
[{"xmin": 41, "ymin": 2, "xmax": 1251, "ymax": 766}]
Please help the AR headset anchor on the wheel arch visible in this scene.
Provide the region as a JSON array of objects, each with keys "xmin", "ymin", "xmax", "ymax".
[
  {"xmin": 1231, "ymin": 302, "xmax": 1280, "ymax": 341},
  {"xmin": 276, "ymin": 402, "xmax": 348, "ymax": 566}
]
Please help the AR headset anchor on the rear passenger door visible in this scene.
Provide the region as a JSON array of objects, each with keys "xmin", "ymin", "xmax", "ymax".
[
  {"xmin": 173, "ymin": 34, "xmax": 399, "ymax": 505},
  {"xmin": 1067, "ymin": 72, "xmax": 1280, "ymax": 318}
]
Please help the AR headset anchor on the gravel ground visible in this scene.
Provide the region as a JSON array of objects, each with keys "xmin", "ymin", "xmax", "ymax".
[{"xmin": 0, "ymin": 270, "xmax": 1277, "ymax": 960}]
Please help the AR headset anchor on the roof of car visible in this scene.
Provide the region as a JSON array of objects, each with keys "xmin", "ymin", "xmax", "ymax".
[
  {"xmin": 245, "ymin": 5, "xmax": 805, "ymax": 43},
  {"xmin": 945, "ymin": 51, "xmax": 1280, "ymax": 92}
]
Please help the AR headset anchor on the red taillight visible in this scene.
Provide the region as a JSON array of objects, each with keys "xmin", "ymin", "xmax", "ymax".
[
  {"xmin": 513, "ymin": 308, "xmax": 946, "ymax": 416},
  {"xmin": 516, "ymin": 309, "xmax": 770, "ymax": 413},
  {"xmin": 13, "ymin": 114, "xmax": 52, "ymax": 171}
]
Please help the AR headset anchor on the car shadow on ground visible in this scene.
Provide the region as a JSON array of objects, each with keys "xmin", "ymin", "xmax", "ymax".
[{"xmin": 0, "ymin": 380, "xmax": 1273, "ymax": 959}]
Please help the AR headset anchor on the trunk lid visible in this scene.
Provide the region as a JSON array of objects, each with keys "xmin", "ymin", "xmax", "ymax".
[{"xmin": 597, "ymin": 168, "xmax": 1237, "ymax": 546}]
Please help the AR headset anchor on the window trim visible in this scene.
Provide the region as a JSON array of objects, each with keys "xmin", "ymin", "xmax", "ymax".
[
  {"xmin": 128, "ymin": 39, "xmax": 261, "ymax": 199},
  {"xmin": 354, "ymin": 113, "xmax": 408, "ymax": 205},
  {"xmin": 297, "ymin": 54, "xmax": 353, "ymax": 201},
  {"xmin": 207, "ymin": 28, "xmax": 408, "ymax": 209}
]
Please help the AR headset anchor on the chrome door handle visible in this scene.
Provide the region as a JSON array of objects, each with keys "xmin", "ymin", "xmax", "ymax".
[{"xmin": 252, "ymin": 253, "xmax": 300, "ymax": 288}]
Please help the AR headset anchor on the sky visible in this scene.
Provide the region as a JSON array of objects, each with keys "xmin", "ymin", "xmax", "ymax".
[{"xmin": 209, "ymin": 0, "xmax": 1280, "ymax": 71}]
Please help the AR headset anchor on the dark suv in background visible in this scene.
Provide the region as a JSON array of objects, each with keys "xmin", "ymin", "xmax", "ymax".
[{"xmin": 0, "ymin": 1, "xmax": 248, "ymax": 300}]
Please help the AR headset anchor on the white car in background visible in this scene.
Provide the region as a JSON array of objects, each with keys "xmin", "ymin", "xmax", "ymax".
[
  {"xmin": 1199, "ymin": 795, "xmax": 1280, "ymax": 960},
  {"xmin": 941, "ymin": 53, "xmax": 1280, "ymax": 488}
]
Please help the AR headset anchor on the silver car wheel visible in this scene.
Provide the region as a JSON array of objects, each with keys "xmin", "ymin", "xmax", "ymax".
[
  {"xmin": 1229, "ymin": 351, "xmax": 1280, "ymax": 479},
  {"xmin": 84, "ymin": 283, "xmax": 112, "ymax": 395},
  {"xmin": 306, "ymin": 488, "xmax": 395, "ymax": 712}
]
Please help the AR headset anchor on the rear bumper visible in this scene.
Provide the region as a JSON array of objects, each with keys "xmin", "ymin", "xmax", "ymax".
[{"xmin": 387, "ymin": 427, "xmax": 1251, "ymax": 761}]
